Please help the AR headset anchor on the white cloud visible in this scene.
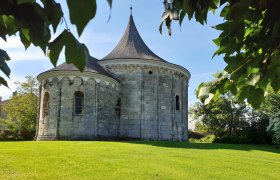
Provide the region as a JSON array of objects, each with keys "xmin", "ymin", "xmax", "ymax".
[
  {"xmin": 188, "ymin": 114, "xmax": 197, "ymax": 130},
  {"xmin": 0, "ymin": 36, "xmax": 24, "ymax": 49},
  {"xmin": 0, "ymin": 75, "xmax": 26, "ymax": 100},
  {"xmin": 191, "ymin": 72, "xmax": 214, "ymax": 78},
  {"xmin": 1, "ymin": 36, "xmax": 48, "ymax": 61},
  {"xmin": 8, "ymin": 50, "xmax": 47, "ymax": 61}
]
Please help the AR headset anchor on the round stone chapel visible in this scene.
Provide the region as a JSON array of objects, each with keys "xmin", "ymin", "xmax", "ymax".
[{"xmin": 35, "ymin": 14, "xmax": 191, "ymax": 141}]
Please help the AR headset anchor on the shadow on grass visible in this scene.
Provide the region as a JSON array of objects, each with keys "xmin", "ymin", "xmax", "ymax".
[
  {"xmin": 1, "ymin": 139, "xmax": 279, "ymax": 154},
  {"xmin": 121, "ymin": 141, "xmax": 280, "ymax": 154}
]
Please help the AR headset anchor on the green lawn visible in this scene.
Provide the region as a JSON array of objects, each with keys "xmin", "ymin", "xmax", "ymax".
[{"xmin": 0, "ymin": 141, "xmax": 279, "ymax": 179}]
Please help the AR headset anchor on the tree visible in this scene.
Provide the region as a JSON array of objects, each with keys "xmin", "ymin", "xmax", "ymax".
[
  {"xmin": 263, "ymin": 88, "xmax": 280, "ymax": 144},
  {"xmin": 267, "ymin": 113, "xmax": 280, "ymax": 145},
  {"xmin": 162, "ymin": 0, "xmax": 280, "ymax": 108},
  {"xmin": 1, "ymin": 0, "xmax": 280, "ymax": 108},
  {"xmin": 0, "ymin": 76, "xmax": 38, "ymax": 140},
  {"xmin": 190, "ymin": 93, "xmax": 248, "ymax": 139},
  {"xmin": 191, "ymin": 82, "xmax": 280, "ymax": 144}
]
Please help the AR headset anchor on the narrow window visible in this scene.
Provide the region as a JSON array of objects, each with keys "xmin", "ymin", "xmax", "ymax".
[
  {"xmin": 176, "ymin": 95, "xmax": 180, "ymax": 110},
  {"xmin": 74, "ymin": 91, "xmax": 84, "ymax": 115},
  {"xmin": 43, "ymin": 92, "xmax": 50, "ymax": 117}
]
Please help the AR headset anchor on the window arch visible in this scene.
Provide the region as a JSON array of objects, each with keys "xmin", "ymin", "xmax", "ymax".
[
  {"xmin": 43, "ymin": 92, "xmax": 50, "ymax": 117},
  {"xmin": 74, "ymin": 91, "xmax": 84, "ymax": 115},
  {"xmin": 176, "ymin": 95, "xmax": 180, "ymax": 110}
]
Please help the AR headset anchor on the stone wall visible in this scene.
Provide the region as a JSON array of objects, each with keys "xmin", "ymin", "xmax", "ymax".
[
  {"xmin": 101, "ymin": 60, "xmax": 190, "ymax": 141},
  {"xmin": 37, "ymin": 78, "xmax": 60, "ymax": 140},
  {"xmin": 36, "ymin": 73, "xmax": 120, "ymax": 140},
  {"xmin": 97, "ymin": 80, "xmax": 119, "ymax": 138},
  {"xmin": 36, "ymin": 60, "xmax": 189, "ymax": 141}
]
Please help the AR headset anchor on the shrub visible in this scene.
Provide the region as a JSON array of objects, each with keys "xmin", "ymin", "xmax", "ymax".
[
  {"xmin": 267, "ymin": 113, "xmax": 280, "ymax": 145},
  {"xmin": 189, "ymin": 134, "xmax": 215, "ymax": 143},
  {"xmin": 188, "ymin": 130, "xmax": 205, "ymax": 139},
  {"xmin": 213, "ymin": 136, "xmax": 250, "ymax": 144}
]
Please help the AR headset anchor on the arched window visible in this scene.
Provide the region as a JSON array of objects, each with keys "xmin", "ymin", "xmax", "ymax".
[
  {"xmin": 74, "ymin": 91, "xmax": 84, "ymax": 115},
  {"xmin": 176, "ymin": 95, "xmax": 180, "ymax": 110},
  {"xmin": 43, "ymin": 92, "xmax": 50, "ymax": 117}
]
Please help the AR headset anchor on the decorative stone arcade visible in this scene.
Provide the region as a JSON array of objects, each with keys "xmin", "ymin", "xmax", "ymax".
[{"xmin": 35, "ymin": 14, "xmax": 190, "ymax": 141}]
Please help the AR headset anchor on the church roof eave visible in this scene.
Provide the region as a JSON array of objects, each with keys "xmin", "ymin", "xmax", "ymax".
[{"xmin": 37, "ymin": 57, "xmax": 119, "ymax": 82}]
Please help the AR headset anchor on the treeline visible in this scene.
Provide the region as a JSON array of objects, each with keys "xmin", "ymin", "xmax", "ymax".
[
  {"xmin": 0, "ymin": 76, "xmax": 38, "ymax": 140},
  {"xmin": 189, "ymin": 88, "xmax": 280, "ymax": 145}
]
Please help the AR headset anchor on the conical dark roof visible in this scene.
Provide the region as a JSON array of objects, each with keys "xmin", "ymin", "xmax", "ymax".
[
  {"xmin": 46, "ymin": 57, "xmax": 115, "ymax": 79},
  {"xmin": 102, "ymin": 15, "xmax": 165, "ymax": 61}
]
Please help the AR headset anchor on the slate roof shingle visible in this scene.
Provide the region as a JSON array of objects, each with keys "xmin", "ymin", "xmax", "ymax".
[
  {"xmin": 102, "ymin": 15, "xmax": 165, "ymax": 61},
  {"xmin": 45, "ymin": 57, "xmax": 115, "ymax": 79}
]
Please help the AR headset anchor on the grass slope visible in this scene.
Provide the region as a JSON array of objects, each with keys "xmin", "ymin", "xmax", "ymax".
[{"xmin": 0, "ymin": 141, "xmax": 279, "ymax": 179}]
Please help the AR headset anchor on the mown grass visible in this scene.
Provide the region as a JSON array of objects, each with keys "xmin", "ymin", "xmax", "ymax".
[{"xmin": 0, "ymin": 141, "xmax": 279, "ymax": 179}]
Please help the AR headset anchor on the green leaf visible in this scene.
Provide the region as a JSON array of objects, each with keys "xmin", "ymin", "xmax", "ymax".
[
  {"xmin": 236, "ymin": 85, "xmax": 252, "ymax": 103},
  {"xmin": 272, "ymin": 22, "xmax": 280, "ymax": 38},
  {"xmin": 16, "ymin": 0, "xmax": 35, "ymax": 4},
  {"xmin": 247, "ymin": 88, "xmax": 264, "ymax": 109},
  {"xmin": 247, "ymin": 73, "xmax": 261, "ymax": 86},
  {"xmin": 41, "ymin": 0, "xmax": 63, "ymax": 33},
  {"xmin": 269, "ymin": 67, "xmax": 280, "ymax": 93},
  {"xmin": 179, "ymin": 11, "xmax": 186, "ymax": 26},
  {"xmin": 268, "ymin": 55, "xmax": 280, "ymax": 92},
  {"xmin": 213, "ymin": 91, "xmax": 220, "ymax": 101},
  {"xmin": 220, "ymin": 5, "xmax": 229, "ymax": 18},
  {"xmin": 48, "ymin": 30, "xmax": 67, "ymax": 67},
  {"xmin": 0, "ymin": 16, "xmax": 7, "ymax": 41},
  {"xmin": 48, "ymin": 30, "xmax": 90, "ymax": 71},
  {"xmin": 0, "ymin": 49, "xmax": 11, "ymax": 78},
  {"xmin": 204, "ymin": 93, "xmax": 214, "ymax": 105},
  {"xmin": 19, "ymin": 28, "xmax": 31, "ymax": 49},
  {"xmin": 212, "ymin": 37, "xmax": 222, "ymax": 46},
  {"xmin": 244, "ymin": 28, "xmax": 254, "ymax": 38},
  {"xmin": 106, "ymin": 0, "xmax": 112, "ymax": 21},
  {"xmin": 165, "ymin": 15, "xmax": 172, "ymax": 36},
  {"xmin": 224, "ymin": 55, "xmax": 245, "ymax": 73},
  {"xmin": 159, "ymin": 21, "xmax": 164, "ymax": 34},
  {"xmin": 107, "ymin": 0, "xmax": 112, "ymax": 9},
  {"xmin": 0, "ymin": 76, "xmax": 8, "ymax": 87},
  {"xmin": 224, "ymin": 81, "xmax": 237, "ymax": 95},
  {"xmin": 1, "ymin": 15, "xmax": 19, "ymax": 36},
  {"xmin": 14, "ymin": 3, "xmax": 51, "ymax": 53},
  {"xmin": 67, "ymin": 0, "xmax": 97, "ymax": 36},
  {"xmin": 198, "ymin": 84, "xmax": 210, "ymax": 98},
  {"xmin": 64, "ymin": 32, "xmax": 89, "ymax": 72}
]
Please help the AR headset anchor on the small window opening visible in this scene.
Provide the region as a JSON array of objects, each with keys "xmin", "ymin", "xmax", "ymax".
[
  {"xmin": 176, "ymin": 95, "xmax": 180, "ymax": 110},
  {"xmin": 74, "ymin": 91, "xmax": 84, "ymax": 115},
  {"xmin": 43, "ymin": 92, "xmax": 50, "ymax": 117},
  {"xmin": 148, "ymin": 71, "xmax": 153, "ymax": 74}
]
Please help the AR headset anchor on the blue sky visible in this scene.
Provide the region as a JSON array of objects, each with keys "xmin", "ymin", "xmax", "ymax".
[{"xmin": 0, "ymin": 0, "xmax": 226, "ymax": 106}]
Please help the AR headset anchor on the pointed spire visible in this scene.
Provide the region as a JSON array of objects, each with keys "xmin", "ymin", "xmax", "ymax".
[
  {"xmin": 102, "ymin": 13, "xmax": 164, "ymax": 61},
  {"xmin": 130, "ymin": 6, "xmax": 133, "ymax": 15}
]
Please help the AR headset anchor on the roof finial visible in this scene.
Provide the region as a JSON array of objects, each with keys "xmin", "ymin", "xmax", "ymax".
[{"xmin": 130, "ymin": 6, "xmax": 133, "ymax": 15}]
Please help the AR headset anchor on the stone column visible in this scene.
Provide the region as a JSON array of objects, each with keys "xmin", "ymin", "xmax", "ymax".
[
  {"xmin": 156, "ymin": 68, "xmax": 160, "ymax": 140},
  {"xmin": 186, "ymin": 81, "xmax": 189, "ymax": 140},
  {"xmin": 94, "ymin": 80, "xmax": 99, "ymax": 137},
  {"xmin": 171, "ymin": 74, "xmax": 175, "ymax": 140},
  {"xmin": 140, "ymin": 66, "xmax": 144, "ymax": 139},
  {"xmin": 34, "ymin": 83, "xmax": 42, "ymax": 140},
  {"xmin": 180, "ymin": 78, "xmax": 186, "ymax": 141},
  {"xmin": 55, "ymin": 79, "xmax": 62, "ymax": 139}
]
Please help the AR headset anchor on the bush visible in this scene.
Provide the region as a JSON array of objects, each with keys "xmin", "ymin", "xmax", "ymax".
[
  {"xmin": 189, "ymin": 134, "xmax": 215, "ymax": 143},
  {"xmin": 267, "ymin": 113, "xmax": 280, "ymax": 145},
  {"xmin": 188, "ymin": 130, "xmax": 205, "ymax": 139},
  {"xmin": 213, "ymin": 136, "xmax": 250, "ymax": 144}
]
